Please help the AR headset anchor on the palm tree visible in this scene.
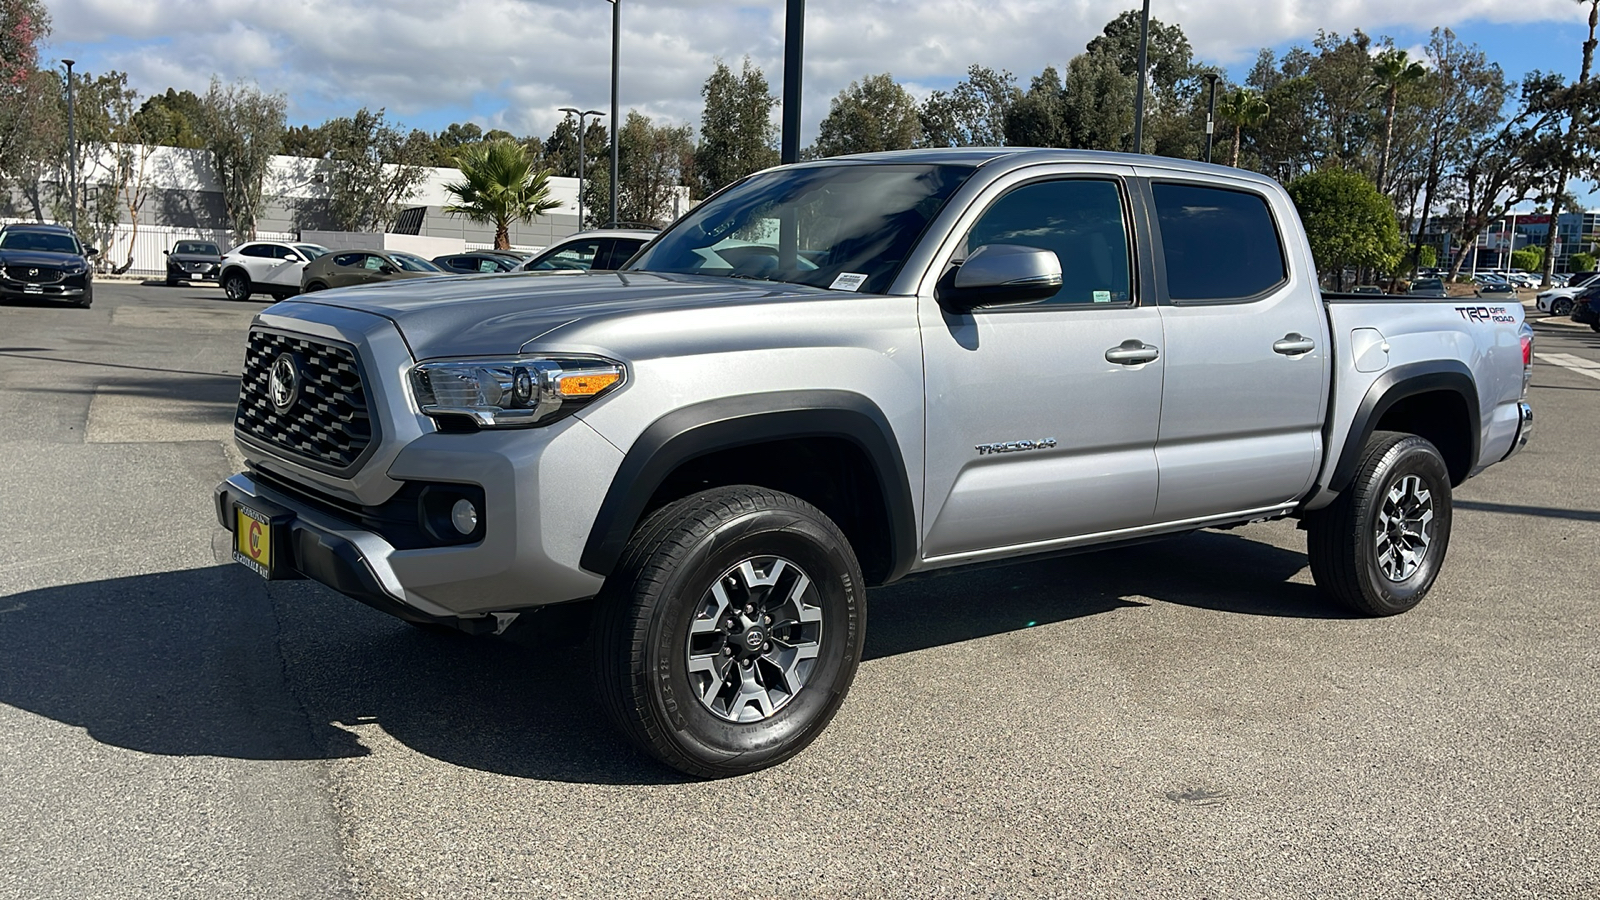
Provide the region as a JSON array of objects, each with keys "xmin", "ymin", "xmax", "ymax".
[
  {"xmin": 1369, "ymin": 48, "xmax": 1427, "ymax": 193},
  {"xmin": 442, "ymin": 140, "xmax": 561, "ymax": 250},
  {"xmin": 1216, "ymin": 88, "xmax": 1270, "ymax": 168}
]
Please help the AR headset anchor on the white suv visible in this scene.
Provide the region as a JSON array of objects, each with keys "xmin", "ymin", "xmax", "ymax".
[{"xmin": 218, "ymin": 241, "xmax": 330, "ymax": 302}]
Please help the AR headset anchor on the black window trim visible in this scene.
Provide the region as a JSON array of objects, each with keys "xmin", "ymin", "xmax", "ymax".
[
  {"xmin": 1142, "ymin": 177, "xmax": 1291, "ymax": 307},
  {"xmin": 944, "ymin": 172, "xmax": 1146, "ymax": 315}
]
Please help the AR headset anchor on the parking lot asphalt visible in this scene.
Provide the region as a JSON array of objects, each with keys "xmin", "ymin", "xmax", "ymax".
[{"xmin": 2, "ymin": 282, "xmax": 1597, "ymax": 899}]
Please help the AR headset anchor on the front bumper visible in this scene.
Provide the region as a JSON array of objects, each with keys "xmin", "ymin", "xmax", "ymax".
[
  {"xmin": 169, "ymin": 262, "xmax": 219, "ymax": 281},
  {"xmin": 0, "ymin": 278, "xmax": 88, "ymax": 301}
]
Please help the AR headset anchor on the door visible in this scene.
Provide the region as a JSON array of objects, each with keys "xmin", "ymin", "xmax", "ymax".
[
  {"xmin": 1141, "ymin": 177, "xmax": 1329, "ymax": 521},
  {"xmin": 259, "ymin": 244, "xmax": 306, "ymax": 289},
  {"xmin": 920, "ymin": 169, "xmax": 1165, "ymax": 562}
]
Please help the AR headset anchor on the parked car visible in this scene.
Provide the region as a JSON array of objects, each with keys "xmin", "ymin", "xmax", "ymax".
[
  {"xmin": 302, "ymin": 249, "xmax": 448, "ymax": 291},
  {"xmin": 1408, "ymin": 277, "xmax": 1448, "ymax": 298},
  {"xmin": 1350, "ymin": 285, "xmax": 1385, "ymax": 295},
  {"xmin": 164, "ymin": 240, "xmax": 223, "ymax": 286},
  {"xmin": 432, "ymin": 252, "xmax": 522, "ymax": 274},
  {"xmin": 521, "ymin": 229, "xmax": 656, "ymax": 272},
  {"xmin": 1572, "ymin": 290, "xmax": 1600, "ymax": 330},
  {"xmin": 0, "ymin": 222, "xmax": 95, "ymax": 308},
  {"xmin": 218, "ymin": 148, "xmax": 1534, "ymax": 778},
  {"xmin": 1475, "ymin": 281, "xmax": 1517, "ymax": 298},
  {"xmin": 218, "ymin": 241, "xmax": 330, "ymax": 302}
]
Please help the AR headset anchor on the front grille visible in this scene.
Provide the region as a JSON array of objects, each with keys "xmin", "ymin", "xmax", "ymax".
[
  {"xmin": 236, "ymin": 330, "xmax": 375, "ymax": 471},
  {"xmin": 4, "ymin": 266, "xmax": 64, "ymax": 284}
]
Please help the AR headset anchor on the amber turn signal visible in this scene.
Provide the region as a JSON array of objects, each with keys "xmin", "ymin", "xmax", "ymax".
[{"xmin": 554, "ymin": 370, "xmax": 621, "ymax": 398}]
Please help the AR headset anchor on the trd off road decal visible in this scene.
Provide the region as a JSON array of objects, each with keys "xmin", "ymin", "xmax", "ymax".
[{"xmin": 1455, "ymin": 305, "xmax": 1517, "ymax": 324}]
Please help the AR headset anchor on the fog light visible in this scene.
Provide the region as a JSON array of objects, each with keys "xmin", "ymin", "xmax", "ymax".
[{"xmin": 450, "ymin": 499, "xmax": 479, "ymax": 535}]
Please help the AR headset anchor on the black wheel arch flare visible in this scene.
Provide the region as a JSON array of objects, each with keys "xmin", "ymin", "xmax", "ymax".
[
  {"xmin": 1323, "ymin": 359, "xmax": 1481, "ymax": 495},
  {"xmin": 580, "ymin": 390, "xmax": 919, "ymax": 585}
]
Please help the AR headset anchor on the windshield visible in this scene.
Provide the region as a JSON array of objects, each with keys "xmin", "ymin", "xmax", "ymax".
[
  {"xmin": 174, "ymin": 241, "xmax": 219, "ymax": 255},
  {"xmin": 391, "ymin": 252, "xmax": 443, "ymax": 273},
  {"xmin": 1, "ymin": 230, "xmax": 79, "ymax": 254},
  {"xmin": 626, "ymin": 163, "xmax": 973, "ymax": 294},
  {"xmin": 296, "ymin": 244, "xmax": 329, "ymax": 260}
]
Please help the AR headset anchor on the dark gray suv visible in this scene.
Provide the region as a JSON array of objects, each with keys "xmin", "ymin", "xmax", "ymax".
[{"xmin": 0, "ymin": 224, "xmax": 96, "ymax": 308}]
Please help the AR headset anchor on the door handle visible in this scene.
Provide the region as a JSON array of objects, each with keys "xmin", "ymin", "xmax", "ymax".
[
  {"xmin": 1105, "ymin": 340, "xmax": 1160, "ymax": 365},
  {"xmin": 1273, "ymin": 333, "xmax": 1316, "ymax": 355}
]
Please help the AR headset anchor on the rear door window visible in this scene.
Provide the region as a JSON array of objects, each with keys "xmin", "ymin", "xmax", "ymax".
[{"xmin": 1151, "ymin": 182, "xmax": 1286, "ymax": 303}]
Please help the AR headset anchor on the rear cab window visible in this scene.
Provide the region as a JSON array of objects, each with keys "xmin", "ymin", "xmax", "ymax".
[{"xmin": 1151, "ymin": 182, "xmax": 1286, "ymax": 303}]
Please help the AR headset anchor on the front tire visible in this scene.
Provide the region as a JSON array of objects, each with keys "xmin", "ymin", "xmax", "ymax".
[
  {"xmin": 595, "ymin": 486, "xmax": 866, "ymax": 778},
  {"xmin": 1306, "ymin": 431, "xmax": 1453, "ymax": 616},
  {"xmin": 1552, "ymin": 297, "xmax": 1574, "ymax": 317},
  {"xmin": 222, "ymin": 271, "xmax": 251, "ymax": 302}
]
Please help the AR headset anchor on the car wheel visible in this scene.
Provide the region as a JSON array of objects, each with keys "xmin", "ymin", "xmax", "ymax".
[
  {"xmin": 1553, "ymin": 297, "xmax": 1574, "ymax": 317},
  {"xmin": 166, "ymin": 276, "xmax": 181, "ymax": 287},
  {"xmin": 223, "ymin": 271, "xmax": 251, "ymax": 302},
  {"xmin": 594, "ymin": 485, "xmax": 866, "ymax": 778},
  {"xmin": 1305, "ymin": 431, "xmax": 1453, "ymax": 617},
  {"xmin": 304, "ymin": 281, "xmax": 328, "ymax": 292}
]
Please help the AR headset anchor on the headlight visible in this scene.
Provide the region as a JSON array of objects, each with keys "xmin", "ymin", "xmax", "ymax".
[
  {"xmin": 64, "ymin": 262, "xmax": 87, "ymax": 275},
  {"xmin": 409, "ymin": 355, "xmax": 625, "ymax": 428}
]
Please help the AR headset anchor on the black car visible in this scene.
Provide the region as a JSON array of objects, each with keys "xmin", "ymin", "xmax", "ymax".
[
  {"xmin": 1572, "ymin": 285, "xmax": 1600, "ymax": 331},
  {"xmin": 0, "ymin": 223, "xmax": 96, "ymax": 308},
  {"xmin": 432, "ymin": 252, "xmax": 522, "ymax": 274},
  {"xmin": 165, "ymin": 239, "xmax": 223, "ymax": 285}
]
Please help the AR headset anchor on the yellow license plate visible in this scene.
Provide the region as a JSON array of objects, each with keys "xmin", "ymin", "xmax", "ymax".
[{"xmin": 234, "ymin": 505, "xmax": 274, "ymax": 577}]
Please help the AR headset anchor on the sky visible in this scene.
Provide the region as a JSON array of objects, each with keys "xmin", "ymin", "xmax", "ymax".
[{"xmin": 34, "ymin": 0, "xmax": 1600, "ymax": 207}]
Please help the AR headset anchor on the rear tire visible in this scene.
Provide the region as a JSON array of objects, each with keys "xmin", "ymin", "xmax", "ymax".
[
  {"xmin": 594, "ymin": 486, "xmax": 866, "ymax": 778},
  {"xmin": 1305, "ymin": 431, "xmax": 1453, "ymax": 616},
  {"xmin": 223, "ymin": 271, "xmax": 251, "ymax": 302},
  {"xmin": 1552, "ymin": 297, "xmax": 1574, "ymax": 317},
  {"xmin": 304, "ymin": 281, "xmax": 328, "ymax": 292}
]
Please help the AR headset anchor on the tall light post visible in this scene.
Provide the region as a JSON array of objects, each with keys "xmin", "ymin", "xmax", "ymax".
[
  {"xmin": 1130, "ymin": 0, "xmax": 1149, "ymax": 154},
  {"xmin": 63, "ymin": 59, "xmax": 77, "ymax": 234},
  {"xmin": 606, "ymin": 0, "xmax": 620, "ymax": 227},
  {"xmin": 1202, "ymin": 72, "xmax": 1220, "ymax": 164},
  {"xmin": 780, "ymin": 0, "xmax": 804, "ymax": 165},
  {"xmin": 559, "ymin": 107, "xmax": 605, "ymax": 230}
]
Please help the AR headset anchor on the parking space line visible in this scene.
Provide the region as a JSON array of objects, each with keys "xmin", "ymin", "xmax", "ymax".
[{"xmin": 1535, "ymin": 353, "xmax": 1600, "ymax": 382}]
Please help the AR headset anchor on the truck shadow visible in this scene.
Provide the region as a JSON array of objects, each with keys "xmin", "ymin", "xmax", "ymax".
[{"xmin": 0, "ymin": 530, "xmax": 1336, "ymax": 785}]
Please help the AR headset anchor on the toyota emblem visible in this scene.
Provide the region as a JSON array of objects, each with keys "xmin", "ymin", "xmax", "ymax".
[{"xmin": 267, "ymin": 353, "xmax": 300, "ymax": 414}]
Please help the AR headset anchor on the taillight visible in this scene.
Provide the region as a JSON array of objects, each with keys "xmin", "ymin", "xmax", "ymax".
[
  {"xmin": 1522, "ymin": 334, "xmax": 1533, "ymax": 367},
  {"xmin": 1521, "ymin": 332, "xmax": 1534, "ymax": 399}
]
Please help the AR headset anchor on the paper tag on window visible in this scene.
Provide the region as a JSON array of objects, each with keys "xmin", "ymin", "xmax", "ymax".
[
  {"xmin": 829, "ymin": 273, "xmax": 868, "ymax": 292},
  {"xmin": 1093, "ymin": 290, "xmax": 1112, "ymax": 303}
]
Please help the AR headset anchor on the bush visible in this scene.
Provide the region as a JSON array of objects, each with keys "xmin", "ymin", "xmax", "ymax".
[
  {"xmin": 1511, "ymin": 248, "xmax": 1543, "ymax": 272},
  {"xmin": 1416, "ymin": 244, "xmax": 1437, "ymax": 269},
  {"xmin": 1570, "ymin": 252, "xmax": 1596, "ymax": 273},
  {"xmin": 1287, "ymin": 169, "xmax": 1403, "ymax": 288}
]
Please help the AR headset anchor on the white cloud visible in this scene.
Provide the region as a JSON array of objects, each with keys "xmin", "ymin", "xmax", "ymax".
[{"xmin": 41, "ymin": 0, "xmax": 1585, "ymax": 142}]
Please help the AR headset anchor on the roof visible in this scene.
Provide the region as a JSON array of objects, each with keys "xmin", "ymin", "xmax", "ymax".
[
  {"xmin": 562, "ymin": 229, "xmax": 659, "ymax": 241},
  {"xmin": 0, "ymin": 222, "xmax": 75, "ymax": 233},
  {"xmin": 791, "ymin": 147, "xmax": 1280, "ymax": 187}
]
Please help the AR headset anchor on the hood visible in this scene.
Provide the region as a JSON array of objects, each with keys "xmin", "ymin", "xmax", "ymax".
[
  {"xmin": 0, "ymin": 249, "xmax": 84, "ymax": 268},
  {"xmin": 290, "ymin": 271, "xmax": 835, "ymax": 359}
]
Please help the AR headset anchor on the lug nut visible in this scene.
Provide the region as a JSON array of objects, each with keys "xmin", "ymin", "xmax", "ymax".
[
  {"xmin": 722, "ymin": 647, "xmax": 733, "ymax": 656},
  {"xmin": 763, "ymin": 642, "xmax": 772, "ymax": 651},
  {"xmin": 741, "ymin": 659, "xmax": 752, "ymax": 668},
  {"xmin": 763, "ymin": 615, "xmax": 772, "ymax": 624},
  {"xmin": 744, "ymin": 604, "xmax": 754, "ymax": 614}
]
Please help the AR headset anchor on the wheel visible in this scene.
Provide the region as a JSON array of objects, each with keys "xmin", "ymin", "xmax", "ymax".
[
  {"xmin": 1305, "ymin": 431, "xmax": 1453, "ymax": 616},
  {"xmin": 594, "ymin": 486, "xmax": 866, "ymax": 778},
  {"xmin": 166, "ymin": 276, "xmax": 180, "ymax": 287},
  {"xmin": 223, "ymin": 271, "xmax": 251, "ymax": 302},
  {"xmin": 304, "ymin": 281, "xmax": 328, "ymax": 292},
  {"xmin": 1552, "ymin": 297, "xmax": 1574, "ymax": 317}
]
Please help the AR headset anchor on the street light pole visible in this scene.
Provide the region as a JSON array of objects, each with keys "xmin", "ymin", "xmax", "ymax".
[
  {"xmin": 1131, "ymin": 0, "xmax": 1149, "ymax": 154},
  {"xmin": 607, "ymin": 0, "xmax": 620, "ymax": 227},
  {"xmin": 1203, "ymin": 72, "xmax": 1220, "ymax": 164},
  {"xmin": 559, "ymin": 108, "xmax": 606, "ymax": 231},
  {"xmin": 781, "ymin": 0, "xmax": 805, "ymax": 165},
  {"xmin": 63, "ymin": 59, "xmax": 77, "ymax": 233}
]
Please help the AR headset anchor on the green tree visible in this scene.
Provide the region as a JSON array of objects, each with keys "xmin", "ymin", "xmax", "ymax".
[
  {"xmin": 919, "ymin": 65, "xmax": 1019, "ymax": 147},
  {"xmin": 812, "ymin": 73, "xmax": 921, "ymax": 157},
  {"xmin": 1003, "ymin": 67, "xmax": 1068, "ymax": 147},
  {"xmin": 1217, "ymin": 87, "xmax": 1270, "ymax": 166},
  {"xmin": 1370, "ymin": 47, "xmax": 1427, "ymax": 191},
  {"xmin": 544, "ymin": 115, "xmax": 609, "ymax": 179},
  {"xmin": 442, "ymin": 139, "xmax": 560, "ymax": 249},
  {"xmin": 129, "ymin": 88, "xmax": 205, "ymax": 149},
  {"xmin": 1085, "ymin": 11, "xmax": 1203, "ymax": 157},
  {"xmin": 1536, "ymin": 0, "xmax": 1600, "ymax": 286},
  {"xmin": 1287, "ymin": 168, "xmax": 1403, "ymax": 289},
  {"xmin": 196, "ymin": 78, "xmax": 287, "ymax": 243},
  {"xmin": 313, "ymin": 107, "xmax": 432, "ymax": 232},
  {"xmin": 1416, "ymin": 244, "xmax": 1438, "ymax": 268},
  {"xmin": 696, "ymin": 58, "xmax": 777, "ymax": 197},
  {"xmin": 606, "ymin": 111, "xmax": 694, "ymax": 226},
  {"xmin": 1063, "ymin": 50, "xmax": 1136, "ymax": 151},
  {"xmin": 0, "ymin": 0, "xmax": 52, "ymax": 207}
]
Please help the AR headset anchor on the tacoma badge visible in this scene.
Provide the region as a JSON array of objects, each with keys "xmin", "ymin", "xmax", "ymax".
[{"xmin": 975, "ymin": 438, "xmax": 1057, "ymax": 455}]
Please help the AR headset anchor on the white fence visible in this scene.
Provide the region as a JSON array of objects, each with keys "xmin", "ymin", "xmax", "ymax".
[{"xmin": 1, "ymin": 218, "xmax": 294, "ymax": 276}]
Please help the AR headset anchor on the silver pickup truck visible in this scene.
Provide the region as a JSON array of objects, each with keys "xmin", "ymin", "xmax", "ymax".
[{"xmin": 216, "ymin": 149, "xmax": 1534, "ymax": 777}]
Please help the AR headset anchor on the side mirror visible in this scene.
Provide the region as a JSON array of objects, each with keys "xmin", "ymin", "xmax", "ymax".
[
  {"xmin": 284, "ymin": 254, "xmax": 302, "ymax": 263},
  {"xmin": 162, "ymin": 249, "xmax": 170, "ymax": 255},
  {"xmin": 85, "ymin": 247, "xmax": 99, "ymax": 258},
  {"xmin": 379, "ymin": 264, "xmax": 395, "ymax": 275},
  {"xmin": 939, "ymin": 244, "xmax": 1062, "ymax": 310}
]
